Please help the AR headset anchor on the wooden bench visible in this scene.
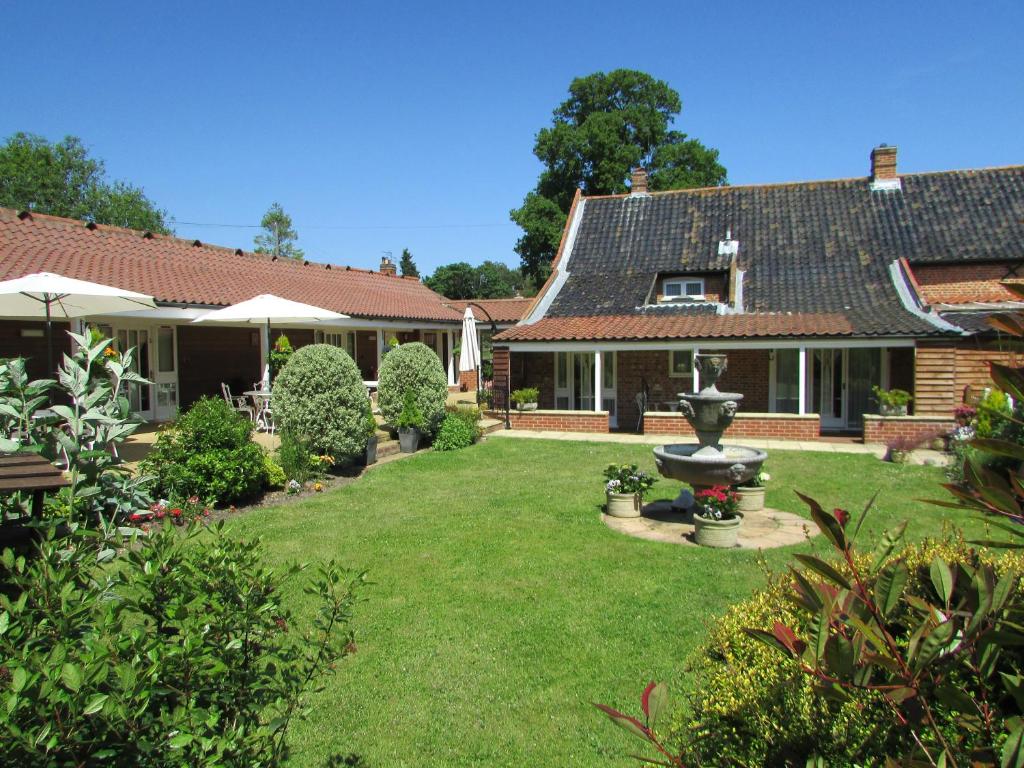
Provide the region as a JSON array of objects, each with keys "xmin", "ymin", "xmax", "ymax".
[{"xmin": 0, "ymin": 453, "xmax": 71, "ymax": 521}]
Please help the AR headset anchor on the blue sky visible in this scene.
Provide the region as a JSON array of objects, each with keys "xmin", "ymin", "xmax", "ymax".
[{"xmin": 1, "ymin": 1, "xmax": 1021, "ymax": 276}]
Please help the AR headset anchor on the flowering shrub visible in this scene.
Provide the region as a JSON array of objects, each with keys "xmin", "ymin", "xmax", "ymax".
[
  {"xmin": 694, "ymin": 485, "xmax": 738, "ymax": 520},
  {"xmin": 603, "ymin": 463, "xmax": 657, "ymax": 497},
  {"xmin": 953, "ymin": 404, "xmax": 977, "ymax": 421},
  {"xmin": 128, "ymin": 496, "xmax": 212, "ymax": 529}
]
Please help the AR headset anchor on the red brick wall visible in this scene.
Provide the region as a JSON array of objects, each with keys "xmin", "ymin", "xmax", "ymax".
[
  {"xmin": 496, "ymin": 409, "xmax": 610, "ymax": 432},
  {"xmin": 643, "ymin": 412, "xmax": 820, "ymax": 440},
  {"xmin": 617, "ymin": 349, "xmax": 770, "ymax": 429},
  {"xmin": 0, "ymin": 319, "xmax": 72, "ymax": 380},
  {"xmin": 178, "ymin": 325, "xmax": 261, "ymax": 409},
  {"xmin": 510, "ymin": 352, "xmax": 556, "ymax": 409},
  {"xmin": 911, "ymin": 263, "xmax": 1024, "ymax": 305},
  {"xmin": 459, "ymin": 369, "xmax": 478, "ymax": 391},
  {"xmin": 863, "ymin": 415, "xmax": 953, "ymax": 445}
]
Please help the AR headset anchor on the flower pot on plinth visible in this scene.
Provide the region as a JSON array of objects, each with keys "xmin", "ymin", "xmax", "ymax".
[
  {"xmin": 606, "ymin": 492, "xmax": 641, "ymax": 518},
  {"xmin": 365, "ymin": 435, "xmax": 378, "ymax": 465},
  {"xmin": 879, "ymin": 403, "xmax": 908, "ymax": 417},
  {"xmin": 693, "ymin": 514, "xmax": 741, "ymax": 548},
  {"xmin": 735, "ymin": 486, "xmax": 765, "ymax": 513},
  {"xmin": 517, "ymin": 402, "xmax": 538, "ymax": 412},
  {"xmin": 398, "ymin": 427, "xmax": 421, "ymax": 453}
]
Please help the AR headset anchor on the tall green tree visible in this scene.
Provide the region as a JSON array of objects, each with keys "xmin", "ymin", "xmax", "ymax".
[
  {"xmin": 253, "ymin": 202, "xmax": 304, "ymax": 259},
  {"xmin": 424, "ymin": 260, "xmax": 535, "ymax": 299},
  {"xmin": 0, "ymin": 132, "xmax": 170, "ymax": 232},
  {"xmin": 510, "ymin": 70, "xmax": 727, "ymax": 284},
  {"xmin": 424, "ymin": 262, "xmax": 478, "ymax": 299},
  {"xmin": 399, "ymin": 247, "xmax": 419, "ymax": 278}
]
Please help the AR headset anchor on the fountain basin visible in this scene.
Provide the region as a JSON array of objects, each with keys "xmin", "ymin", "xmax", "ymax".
[{"xmin": 653, "ymin": 443, "xmax": 767, "ymax": 488}]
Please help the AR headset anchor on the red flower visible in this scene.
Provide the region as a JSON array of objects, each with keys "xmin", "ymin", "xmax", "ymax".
[
  {"xmin": 156, "ymin": 510, "xmax": 165, "ymax": 519},
  {"xmin": 203, "ymin": 509, "xmax": 211, "ymax": 517},
  {"xmin": 171, "ymin": 508, "xmax": 182, "ymax": 517},
  {"xmin": 129, "ymin": 513, "xmax": 142, "ymax": 522}
]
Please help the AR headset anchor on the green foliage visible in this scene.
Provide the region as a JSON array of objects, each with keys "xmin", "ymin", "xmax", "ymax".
[
  {"xmin": 264, "ymin": 453, "xmax": 286, "ymax": 489},
  {"xmin": 399, "ymin": 247, "xmax": 419, "ymax": 278},
  {"xmin": 0, "ymin": 132, "xmax": 170, "ymax": 232},
  {"xmin": 976, "ymin": 388, "xmax": 1012, "ymax": 438},
  {"xmin": 364, "ymin": 408, "xmax": 379, "ymax": 440},
  {"xmin": 253, "ymin": 201, "xmax": 303, "ymax": 259},
  {"xmin": 433, "ymin": 413, "xmax": 478, "ymax": 451},
  {"xmin": 396, "ymin": 390, "xmax": 425, "ymax": 430},
  {"xmin": 273, "ymin": 344, "xmax": 368, "ymax": 460},
  {"xmin": 142, "ymin": 397, "xmax": 267, "ymax": 505},
  {"xmin": 0, "ymin": 329, "xmax": 151, "ymax": 523},
  {"xmin": 277, "ymin": 431, "xmax": 319, "ymax": 484},
  {"xmin": 510, "ymin": 70, "xmax": 726, "ymax": 283},
  {"xmin": 872, "ymin": 385, "xmax": 914, "ymax": 408},
  {"xmin": 268, "ymin": 333, "xmax": 293, "ymax": 381},
  {"xmin": 510, "ymin": 387, "xmax": 539, "ymax": 407},
  {"xmin": 0, "ymin": 521, "xmax": 363, "ymax": 766},
  {"xmin": 602, "ymin": 463, "xmax": 657, "ymax": 497},
  {"xmin": 424, "ymin": 260, "xmax": 532, "ymax": 299},
  {"xmin": 377, "ymin": 342, "xmax": 447, "ymax": 435}
]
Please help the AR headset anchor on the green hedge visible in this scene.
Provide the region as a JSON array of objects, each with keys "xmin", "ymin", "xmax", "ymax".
[{"xmin": 377, "ymin": 342, "xmax": 448, "ymax": 437}]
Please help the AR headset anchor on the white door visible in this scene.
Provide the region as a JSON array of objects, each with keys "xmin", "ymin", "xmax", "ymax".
[
  {"xmin": 817, "ymin": 349, "xmax": 845, "ymax": 430},
  {"xmin": 153, "ymin": 325, "xmax": 179, "ymax": 421},
  {"xmin": 115, "ymin": 327, "xmax": 153, "ymax": 420},
  {"xmin": 601, "ymin": 352, "xmax": 618, "ymax": 427},
  {"xmin": 573, "ymin": 353, "xmax": 595, "ymax": 410}
]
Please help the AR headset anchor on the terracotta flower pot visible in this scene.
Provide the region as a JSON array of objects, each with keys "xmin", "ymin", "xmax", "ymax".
[
  {"xmin": 693, "ymin": 514, "xmax": 741, "ymax": 548},
  {"xmin": 606, "ymin": 491, "xmax": 641, "ymax": 518}
]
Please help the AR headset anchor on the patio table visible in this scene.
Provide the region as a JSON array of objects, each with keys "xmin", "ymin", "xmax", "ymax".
[{"xmin": 244, "ymin": 390, "xmax": 274, "ymax": 433}]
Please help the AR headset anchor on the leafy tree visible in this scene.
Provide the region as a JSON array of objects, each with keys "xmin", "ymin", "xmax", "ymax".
[
  {"xmin": 254, "ymin": 202, "xmax": 304, "ymax": 259},
  {"xmin": 510, "ymin": 70, "xmax": 727, "ymax": 283},
  {"xmin": 424, "ymin": 262, "xmax": 478, "ymax": 299},
  {"xmin": 0, "ymin": 132, "xmax": 170, "ymax": 232},
  {"xmin": 399, "ymin": 247, "xmax": 419, "ymax": 278}
]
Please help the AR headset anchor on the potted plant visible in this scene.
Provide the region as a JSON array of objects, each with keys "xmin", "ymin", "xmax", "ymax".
[
  {"xmin": 511, "ymin": 387, "xmax": 539, "ymax": 412},
  {"xmin": 396, "ymin": 390, "xmax": 424, "ymax": 453},
  {"xmin": 872, "ymin": 386, "xmax": 913, "ymax": 416},
  {"xmin": 735, "ymin": 466, "xmax": 769, "ymax": 513},
  {"xmin": 693, "ymin": 485, "xmax": 741, "ymax": 548},
  {"xmin": 886, "ymin": 435, "xmax": 918, "ymax": 464},
  {"xmin": 603, "ymin": 463, "xmax": 657, "ymax": 518},
  {"xmin": 364, "ymin": 408, "xmax": 379, "ymax": 465},
  {"xmin": 954, "ymin": 404, "xmax": 977, "ymax": 427}
]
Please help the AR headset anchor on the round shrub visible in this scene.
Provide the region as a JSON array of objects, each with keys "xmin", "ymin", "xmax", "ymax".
[
  {"xmin": 433, "ymin": 412, "xmax": 477, "ymax": 451},
  {"xmin": 142, "ymin": 396, "xmax": 267, "ymax": 505},
  {"xmin": 377, "ymin": 341, "xmax": 447, "ymax": 436},
  {"xmin": 273, "ymin": 343, "xmax": 368, "ymax": 460}
]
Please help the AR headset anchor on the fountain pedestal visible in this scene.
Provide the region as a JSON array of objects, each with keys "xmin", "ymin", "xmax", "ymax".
[{"xmin": 652, "ymin": 353, "xmax": 767, "ymax": 514}]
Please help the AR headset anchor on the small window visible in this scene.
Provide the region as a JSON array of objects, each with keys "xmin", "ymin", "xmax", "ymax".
[
  {"xmin": 669, "ymin": 350, "xmax": 694, "ymax": 378},
  {"xmin": 662, "ymin": 278, "xmax": 705, "ymax": 301}
]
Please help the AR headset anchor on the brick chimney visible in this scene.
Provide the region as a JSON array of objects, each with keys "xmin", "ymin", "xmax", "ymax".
[
  {"xmin": 380, "ymin": 255, "xmax": 397, "ymax": 276},
  {"xmin": 630, "ymin": 167, "xmax": 649, "ymax": 195},
  {"xmin": 870, "ymin": 145, "xmax": 900, "ymax": 190}
]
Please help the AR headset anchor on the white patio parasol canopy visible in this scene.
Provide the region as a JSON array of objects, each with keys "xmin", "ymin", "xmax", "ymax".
[
  {"xmin": 192, "ymin": 294, "xmax": 349, "ymax": 381},
  {"xmin": 0, "ymin": 271, "xmax": 157, "ymax": 370},
  {"xmin": 458, "ymin": 307, "xmax": 480, "ymax": 373}
]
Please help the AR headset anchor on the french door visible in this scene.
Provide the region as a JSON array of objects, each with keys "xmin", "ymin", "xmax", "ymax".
[
  {"xmin": 101, "ymin": 324, "xmax": 179, "ymax": 421},
  {"xmin": 554, "ymin": 352, "xmax": 617, "ymax": 426},
  {"xmin": 812, "ymin": 349, "xmax": 882, "ymax": 430}
]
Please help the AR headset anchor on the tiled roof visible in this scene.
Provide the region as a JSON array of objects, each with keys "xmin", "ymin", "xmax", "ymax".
[
  {"xmin": 446, "ymin": 297, "xmax": 534, "ymax": 324},
  {"xmin": 495, "ymin": 313, "xmax": 858, "ymax": 342},
  {"xmin": 0, "ymin": 208, "xmax": 462, "ymax": 323},
  {"xmin": 525, "ymin": 166, "xmax": 1024, "ymax": 341}
]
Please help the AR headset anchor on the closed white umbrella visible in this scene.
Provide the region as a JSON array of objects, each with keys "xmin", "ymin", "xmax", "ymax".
[
  {"xmin": 458, "ymin": 307, "xmax": 481, "ymax": 394},
  {"xmin": 192, "ymin": 294, "xmax": 349, "ymax": 381},
  {"xmin": 0, "ymin": 271, "xmax": 157, "ymax": 371}
]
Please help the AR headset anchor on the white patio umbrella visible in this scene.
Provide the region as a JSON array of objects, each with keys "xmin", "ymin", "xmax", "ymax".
[
  {"xmin": 192, "ymin": 294, "xmax": 348, "ymax": 382},
  {"xmin": 0, "ymin": 271, "xmax": 157, "ymax": 371},
  {"xmin": 458, "ymin": 307, "xmax": 481, "ymax": 390}
]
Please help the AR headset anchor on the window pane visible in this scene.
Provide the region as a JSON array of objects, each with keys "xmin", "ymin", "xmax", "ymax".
[
  {"xmin": 774, "ymin": 349, "xmax": 799, "ymax": 414},
  {"xmin": 556, "ymin": 352, "xmax": 568, "ymax": 388},
  {"xmin": 602, "ymin": 352, "xmax": 615, "ymax": 388},
  {"xmin": 685, "ymin": 281, "xmax": 703, "ymax": 296},
  {"xmin": 158, "ymin": 327, "xmax": 174, "ymax": 372},
  {"xmin": 664, "ymin": 282, "xmax": 682, "ymax": 296},
  {"xmin": 669, "ymin": 350, "xmax": 693, "ymax": 376}
]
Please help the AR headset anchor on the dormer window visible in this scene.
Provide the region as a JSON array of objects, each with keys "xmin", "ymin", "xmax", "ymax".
[{"xmin": 662, "ymin": 278, "xmax": 705, "ymax": 301}]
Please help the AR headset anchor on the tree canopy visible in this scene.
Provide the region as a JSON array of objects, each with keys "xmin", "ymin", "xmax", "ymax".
[
  {"xmin": 510, "ymin": 69, "xmax": 727, "ymax": 284},
  {"xmin": 399, "ymin": 248, "xmax": 419, "ymax": 278},
  {"xmin": 0, "ymin": 132, "xmax": 170, "ymax": 232},
  {"xmin": 424, "ymin": 260, "xmax": 534, "ymax": 300},
  {"xmin": 253, "ymin": 203, "xmax": 304, "ymax": 259}
]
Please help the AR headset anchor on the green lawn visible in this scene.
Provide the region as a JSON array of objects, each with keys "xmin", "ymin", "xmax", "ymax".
[{"xmin": 225, "ymin": 437, "xmax": 990, "ymax": 767}]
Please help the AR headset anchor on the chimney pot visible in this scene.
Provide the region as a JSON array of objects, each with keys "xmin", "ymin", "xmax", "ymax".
[
  {"xmin": 870, "ymin": 145, "xmax": 899, "ymax": 190},
  {"xmin": 380, "ymin": 255, "xmax": 397, "ymax": 276},
  {"xmin": 630, "ymin": 167, "xmax": 649, "ymax": 195}
]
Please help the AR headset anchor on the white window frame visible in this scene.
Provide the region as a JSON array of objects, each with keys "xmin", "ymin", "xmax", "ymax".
[
  {"xmin": 668, "ymin": 349, "xmax": 695, "ymax": 378},
  {"xmin": 662, "ymin": 278, "xmax": 705, "ymax": 300}
]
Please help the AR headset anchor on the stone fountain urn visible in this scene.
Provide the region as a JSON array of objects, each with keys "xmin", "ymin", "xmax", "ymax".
[{"xmin": 652, "ymin": 353, "xmax": 767, "ymax": 546}]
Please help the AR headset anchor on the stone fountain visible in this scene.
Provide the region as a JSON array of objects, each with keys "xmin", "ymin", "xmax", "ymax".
[{"xmin": 653, "ymin": 353, "xmax": 767, "ymax": 511}]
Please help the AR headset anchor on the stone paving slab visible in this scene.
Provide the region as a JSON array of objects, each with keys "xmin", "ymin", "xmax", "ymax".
[{"xmin": 603, "ymin": 501, "xmax": 817, "ymax": 549}]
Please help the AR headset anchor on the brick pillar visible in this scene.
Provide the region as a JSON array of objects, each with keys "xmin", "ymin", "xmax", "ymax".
[
  {"xmin": 914, "ymin": 342, "xmax": 957, "ymax": 416},
  {"xmin": 458, "ymin": 369, "xmax": 478, "ymax": 392},
  {"xmin": 492, "ymin": 347, "xmax": 510, "ymax": 411}
]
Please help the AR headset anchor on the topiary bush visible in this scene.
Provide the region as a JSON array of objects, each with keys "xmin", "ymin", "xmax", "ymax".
[
  {"xmin": 377, "ymin": 342, "xmax": 447, "ymax": 436},
  {"xmin": 273, "ymin": 344, "xmax": 368, "ymax": 461},
  {"xmin": 142, "ymin": 397, "xmax": 267, "ymax": 505},
  {"xmin": 433, "ymin": 412, "xmax": 478, "ymax": 451}
]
